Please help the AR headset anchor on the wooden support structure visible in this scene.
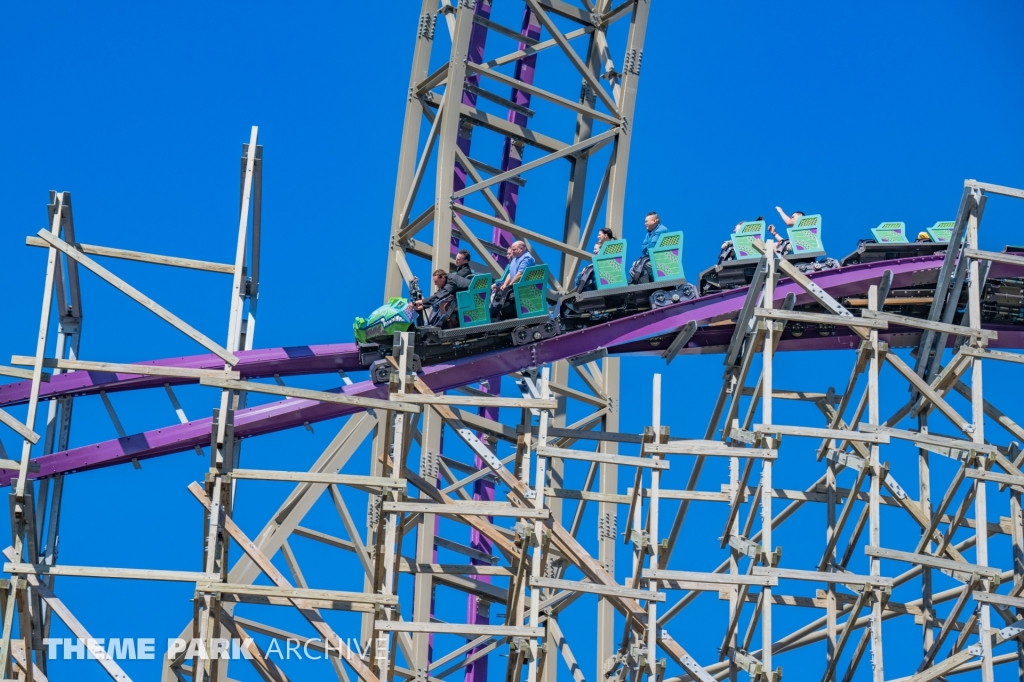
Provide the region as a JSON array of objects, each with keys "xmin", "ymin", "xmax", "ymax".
[{"xmin": 5, "ymin": 8, "xmax": 1024, "ymax": 680}]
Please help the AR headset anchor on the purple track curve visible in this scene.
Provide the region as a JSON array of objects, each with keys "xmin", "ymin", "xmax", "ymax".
[
  {"xmin": 0, "ymin": 343, "xmax": 363, "ymax": 408},
  {"xmin": 3, "ymin": 253, "xmax": 1023, "ymax": 487}
]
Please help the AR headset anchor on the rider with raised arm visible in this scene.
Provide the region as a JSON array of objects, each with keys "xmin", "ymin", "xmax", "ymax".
[{"xmin": 775, "ymin": 206, "xmax": 805, "ymax": 227}]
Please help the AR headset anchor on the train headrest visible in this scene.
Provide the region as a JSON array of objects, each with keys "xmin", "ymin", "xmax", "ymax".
[
  {"xmin": 927, "ymin": 221, "xmax": 955, "ymax": 244},
  {"xmin": 651, "ymin": 231, "xmax": 685, "ymax": 281},
  {"xmin": 595, "ymin": 239, "xmax": 629, "ymax": 290},
  {"xmin": 731, "ymin": 221, "xmax": 766, "ymax": 261},
  {"xmin": 514, "ymin": 264, "xmax": 550, "ymax": 319},
  {"xmin": 787, "ymin": 214, "xmax": 826, "ymax": 256},
  {"xmin": 870, "ymin": 222, "xmax": 908, "ymax": 244}
]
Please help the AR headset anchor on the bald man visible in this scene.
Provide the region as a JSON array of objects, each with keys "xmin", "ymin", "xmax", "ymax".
[{"xmin": 496, "ymin": 241, "xmax": 536, "ymax": 292}]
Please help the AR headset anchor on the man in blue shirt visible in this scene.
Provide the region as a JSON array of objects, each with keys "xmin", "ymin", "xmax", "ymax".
[
  {"xmin": 639, "ymin": 211, "xmax": 668, "ymax": 257},
  {"xmin": 496, "ymin": 241, "xmax": 535, "ymax": 292},
  {"xmin": 491, "ymin": 240, "xmax": 535, "ymax": 319},
  {"xmin": 629, "ymin": 211, "xmax": 669, "ymax": 284}
]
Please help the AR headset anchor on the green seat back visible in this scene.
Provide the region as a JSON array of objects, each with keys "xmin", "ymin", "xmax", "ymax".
[
  {"xmin": 927, "ymin": 221, "xmax": 955, "ymax": 244},
  {"xmin": 513, "ymin": 264, "xmax": 549, "ymax": 319},
  {"xmin": 456, "ymin": 273, "xmax": 493, "ymax": 328},
  {"xmin": 730, "ymin": 221, "xmax": 766, "ymax": 261},
  {"xmin": 787, "ymin": 214, "xmax": 826, "ymax": 257},
  {"xmin": 871, "ymin": 222, "xmax": 908, "ymax": 244},
  {"xmin": 651, "ymin": 231, "xmax": 685, "ymax": 281},
  {"xmin": 594, "ymin": 239, "xmax": 628, "ymax": 290}
]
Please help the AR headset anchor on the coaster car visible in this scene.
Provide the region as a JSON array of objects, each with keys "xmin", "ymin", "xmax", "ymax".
[
  {"xmin": 560, "ymin": 232, "xmax": 696, "ymax": 330},
  {"xmin": 358, "ymin": 265, "xmax": 559, "ymax": 382},
  {"xmin": 839, "ymin": 221, "xmax": 949, "ymax": 266},
  {"xmin": 699, "ymin": 215, "xmax": 839, "ymax": 294}
]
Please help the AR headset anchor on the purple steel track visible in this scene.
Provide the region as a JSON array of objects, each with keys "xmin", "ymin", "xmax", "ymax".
[
  {"xmin": 0, "ymin": 343, "xmax": 363, "ymax": 408},
  {"xmin": 3, "ymin": 253, "xmax": 1023, "ymax": 487}
]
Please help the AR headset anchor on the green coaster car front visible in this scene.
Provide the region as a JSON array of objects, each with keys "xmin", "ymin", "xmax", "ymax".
[{"xmin": 352, "ymin": 297, "xmax": 417, "ymax": 343}]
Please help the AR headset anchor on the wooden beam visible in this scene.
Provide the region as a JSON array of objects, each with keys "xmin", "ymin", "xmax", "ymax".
[
  {"xmin": 862, "ymin": 425, "xmax": 997, "ymax": 455},
  {"xmin": 964, "ymin": 247, "xmax": 1024, "ymax": 269},
  {"xmin": 10, "ymin": 355, "xmax": 239, "ymax": 381},
  {"xmin": 538, "ymin": 445, "xmax": 670, "ymax": 469},
  {"xmin": 186, "ymin": 482, "xmax": 380, "ymax": 682},
  {"xmin": 375, "ymin": 621, "xmax": 544, "ymax": 638},
  {"xmin": 864, "ymin": 546, "xmax": 1002, "ymax": 580},
  {"xmin": 2, "ymin": 549, "xmax": 131, "ymax": 681},
  {"xmin": 195, "ymin": 582, "xmax": 397, "ymax": 605},
  {"xmin": 958, "ymin": 346, "xmax": 1024, "ymax": 365},
  {"xmin": 647, "ymin": 441, "xmax": 777, "ymax": 459},
  {"xmin": 25, "ymin": 235, "xmax": 234, "ymax": 273},
  {"xmin": 969, "ymin": 180, "xmax": 1024, "ymax": 200},
  {"xmin": 755, "ymin": 308, "xmax": 888, "ymax": 330},
  {"xmin": 884, "ymin": 351, "xmax": 973, "ymax": 432},
  {"xmin": 199, "ymin": 377, "xmax": 421, "ymax": 414},
  {"xmin": 861, "ymin": 309, "xmax": 997, "ymax": 340},
  {"xmin": 0, "ymin": 409, "xmax": 39, "ymax": 445},
  {"xmin": 4, "ymin": 563, "xmax": 220, "ymax": 582},
  {"xmin": 381, "ymin": 501, "xmax": 550, "ymax": 519},
  {"xmin": 217, "ymin": 591, "xmax": 374, "ymax": 614},
  {"xmin": 754, "ymin": 424, "xmax": 889, "ymax": 444},
  {"xmin": 966, "ymin": 469, "xmax": 1024, "ymax": 491},
  {"xmin": 752, "ymin": 566, "xmax": 893, "ymax": 587},
  {"xmin": 401, "ymin": 394, "xmax": 557, "ymax": 409},
  {"xmin": 530, "ymin": 576, "xmax": 666, "ymax": 602},
  {"xmin": 0, "ymin": 366, "xmax": 49, "ymax": 382},
  {"xmin": 397, "ymin": 562, "xmax": 513, "ymax": 577},
  {"xmin": 35, "ymin": 229, "xmax": 240, "ymax": 365},
  {"xmin": 644, "ymin": 569, "xmax": 776, "ymax": 587},
  {"xmin": 230, "ymin": 469, "xmax": 406, "ymax": 489}
]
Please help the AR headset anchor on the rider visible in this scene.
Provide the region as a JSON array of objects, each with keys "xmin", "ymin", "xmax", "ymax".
[
  {"xmin": 491, "ymin": 241, "xmax": 535, "ymax": 317},
  {"xmin": 640, "ymin": 211, "xmax": 668, "ymax": 258},
  {"xmin": 494, "ymin": 244, "xmax": 514, "ymax": 285},
  {"xmin": 575, "ymin": 227, "xmax": 615, "ymax": 291},
  {"xmin": 719, "ymin": 217, "xmax": 775, "ymax": 263},
  {"xmin": 593, "ymin": 226, "xmax": 615, "ymax": 254},
  {"xmin": 631, "ymin": 212, "xmax": 668, "ymax": 284},
  {"xmin": 414, "ymin": 250, "xmax": 474, "ymax": 326},
  {"xmin": 495, "ymin": 241, "xmax": 534, "ymax": 291},
  {"xmin": 414, "ymin": 269, "xmax": 459, "ymax": 325},
  {"xmin": 449, "ymin": 249, "xmax": 473, "ymax": 288},
  {"xmin": 775, "ymin": 206, "xmax": 805, "ymax": 227},
  {"xmin": 773, "ymin": 206, "xmax": 806, "ymax": 255}
]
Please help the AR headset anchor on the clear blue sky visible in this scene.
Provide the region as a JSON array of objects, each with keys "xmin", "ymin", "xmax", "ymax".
[{"xmin": 2, "ymin": 2, "xmax": 1024, "ymax": 680}]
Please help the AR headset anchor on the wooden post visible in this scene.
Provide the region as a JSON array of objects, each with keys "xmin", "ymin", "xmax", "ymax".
[
  {"xmin": 761, "ymin": 242, "xmax": 775, "ymax": 676},
  {"xmin": 197, "ymin": 128, "xmax": 258, "ymax": 682},
  {"xmin": 867, "ymin": 284, "xmax": 884, "ymax": 681},
  {"xmin": 966, "ymin": 199, "xmax": 994, "ymax": 682},
  {"xmin": 527, "ymin": 366, "xmax": 551, "ymax": 682},
  {"xmin": 647, "ymin": 374, "xmax": 662, "ymax": 676},
  {"xmin": 919, "ymin": 412, "xmax": 934, "ymax": 655},
  {"xmin": 597, "ymin": 356, "xmax": 620, "ymax": 678}
]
